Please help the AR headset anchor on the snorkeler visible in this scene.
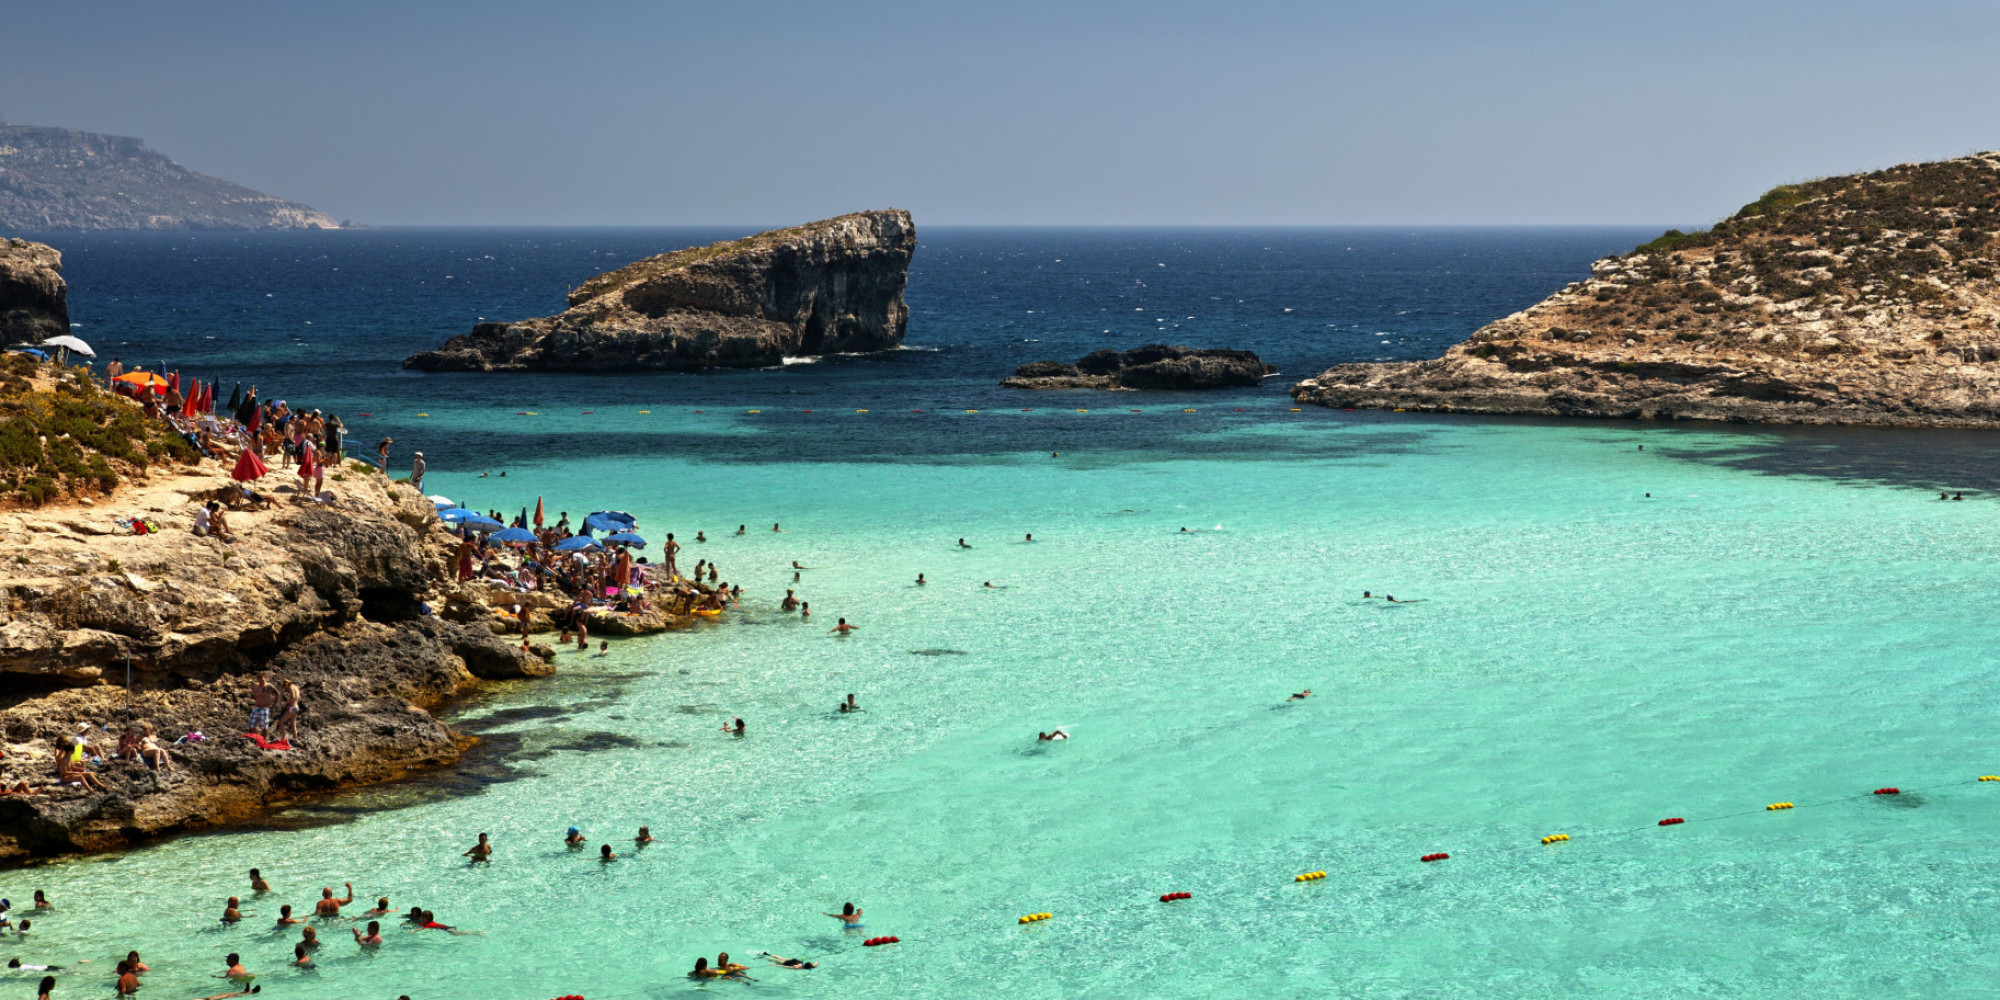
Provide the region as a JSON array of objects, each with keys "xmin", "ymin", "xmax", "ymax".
[
  {"xmin": 463, "ymin": 833, "xmax": 492, "ymax": 862},
  {"xmin": 1287, "ymin": 689, "xmax": 1312, "ymax": 701},
  {"xmin": 762, "ymin": 952, "xmax": 819, "ymax": 969}
]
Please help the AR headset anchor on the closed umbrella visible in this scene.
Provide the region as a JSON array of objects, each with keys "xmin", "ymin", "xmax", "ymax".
[
  {"xmin": 533, "ymin": 496, "xmax": 544, "ymax": 528},
  {"xmin": 228, "ymin": 383, "xmax": 242, "ymax": 412}
]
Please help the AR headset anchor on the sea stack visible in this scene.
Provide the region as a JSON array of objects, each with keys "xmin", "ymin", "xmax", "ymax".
[
  {"xmin": 1293, "ymin": 151, "xmax": 2000, "ymax": 427},
  {"xmin": 405, "ymin": 210, "xmax": 916, "ymax": 372},
  {"xmin": 1002, "ymin": 345, "xmax": 1275, "ymax": 390},
  {"xmin": 0, "ymin": 238, "xmax": 69, "ymax": 344}
]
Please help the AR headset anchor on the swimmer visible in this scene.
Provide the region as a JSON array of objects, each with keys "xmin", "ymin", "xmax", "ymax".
[
  {"xmin": 1287, "ymin": 689, "xmax": 1312, "ymax": 701},
  {"xmin": 983, "ymin": 581, "xmax": 1001, "ymax": 588},
  {"xmin": 635, "ymin": 826, "xmax": 655, "ymax": 845},
  {"xmin": 781, "ymin": 589, "xmax": 799, "ymax": 611},
  {"xmin": 722, "ymin": 717, "xmax": 746, "ymax": 735},
  {"xmin": 352, "ymin": 920, "xmax": 383, "ymax": 947},
  {"xmin": 762, "ymin": 952, "xmax": 819, "ymax": 969},
  {"xmin": 800, "ymin": 601, "xmax": 810, "ymax": 619},
  {"xmin": 597, "ymin": 640, "xmax": 608, "ymax": 656},
  {"xmin": 1955, "ymin": 492, "xmax": 1966, "ymax": 500},
  {"xmin": 565, "ymin": 827, "xmax": 587, "ymax": 848},
  {"xmin": 717, "ymin": 952, "xmax": 748, "ymax": 973},
  {"xmin": 463, "ymin": 832, "xmax": 492, "ymax": 862},
  {"xmin": 1940, "ymin": 491, "xmax": 1950, "ymax": 500},
  {"xmin": 792, "ymin": 561, "xmax": 805, "ymax": 570},
  {"xmin": 291, "ymin": 943, "xmax": 311, "ymax": 968},
  {"xmin": 299, "ymin": 926, "xmax": 320, "ymax": 951},
  {"xmin": 362, "ymin": 897, "xmax": 392, "ymax": 919},
  {"xmin": 9, "ymin": 960, "xmax": 62, "ymax": 971},
  {"xmin": 1361, "ymin": 591, "xmax": 1375, "ymax": 599},
  {"xmin": 599, "ymin": 844, "xmax": 617, "ymax": 862},
  {"xmin": 224, "ymin": 952, "xmax": 252, "ymax": 981},
  {"xmin": 1024, "ymin": 533, "xmax": 1033, "ymax": 542},
  {"xmin": 957, "ymin": 538, "xmax": 971, "ymax": 548},
  {"xmin": 773, "ymin": 523, "xmax": 782, "ymax": 533},
  {"xmin": 839, "ymin": 693, "xmax": 861, "ymax": 713},
  {"xmin": 1385, "ymin": 594, "xmax": 1406, "ymax": 603},
  {"xmin": 117, "ymin": 961, "xmax": 142, "ymax": 997},
  {"xmin": 313, "ymin": 883, "xmax": 353, "ymax": 918},
  {"xmin": 793, "ymin": 570, "xmax": 801, "ymax": 583},
  {"xmin": 1038, "ymin": 729, "xmax": 1069, "ymax": 741},
  {"xmin": 1180, "ymin": 527, "xmax": 1191, "ymax": 533},
  {"xmin": 221, "ymin": 897, "xmax": 246, "ymax": 923},
  {"xmin": 31, "ymin": 890, "xmax": 48, "ymax": 910},
  {"xmin": 823, "ymin": 902, "xmax": 864, "ymax": 926},
  {"xmin": 415, "ymin": 910, "xmax": 471, "ymax": 934},
  {"xmin": 830, "ymin": 617, "xmax": 856, "ymax": 635},
  {"xmin": 915, "ymin": 573, "xmax": 925, "ymax": 586},
  {"xmin": 736, "ymin": 525, "xmax": 746, "ymax": 535},
  {"xmin": 249, "ymin": 869, "xmax": 270, "ymax": 893},
  {"xmin": 696, "ymin": 531, "xmax": 707, "ymax": 542},
  {"xmin": 275, "ymin": 905, "xmax": 300, "ymax": 928}
]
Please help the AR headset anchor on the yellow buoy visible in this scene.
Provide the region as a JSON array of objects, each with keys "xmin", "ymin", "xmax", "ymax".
[
  {"xmin": 966, "ymin": 409, "xmax": 979, "ymax": 413},
  {"xmin": 416, "ymin": 413, "xmax": 429, "ymax": 417},
  {"xmin": 1290, "ymin": 408, "xmax": 1302, "ymax": 411},
  {"xmin": 1075, "ymin": 409, "xmax": 1088, "ymax": 413},
  {"xmin": 637, "ymin": 410, "xmax": 651, "ymax": 414},
  {"xmin": 1767, "ymin": 802, "xmax": 1794, "ymax": 811},
  {"xmin": 1183, "ymin": 408, "xmax": 1197, "ymax": 412},
  {"xmin": 1392, "ymin": 408, "xmax": 1407, "ymax": 412},
  {"xmin": 1541, "ymin": 834, "xmax": 1569, "ymax": 844},
  {"xmin": 1294, "ymin": 870, "xmax": 1326, "ymax": 882},
  {"xmin": 856, "ymin": 409, "xmax": 868, "ymax": 413},
  {"xmin": 1017, "ymin": 912, "xmax": 1052, "ymax": 923},
  {"xmin": 1982, "ymin": 775, "xmax": 2000, "ymax": 782},
  {"xmin": 748, "ymin": 409, "xmax": 761, "ymax": 413}
]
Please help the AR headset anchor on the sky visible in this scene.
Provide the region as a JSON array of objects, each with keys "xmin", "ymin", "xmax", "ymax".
[{"xmin": 5, "ymin": 0, "xmax": 2000, "ymax": 227}]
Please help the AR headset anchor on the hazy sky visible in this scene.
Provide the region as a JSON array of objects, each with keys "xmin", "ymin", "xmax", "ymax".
[{"xmin": 7, "ymin": 1, "xmax": 2000, "ymax": 227}]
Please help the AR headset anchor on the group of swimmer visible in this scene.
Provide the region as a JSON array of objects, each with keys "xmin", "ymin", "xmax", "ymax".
[
  {"xmin": 194, "ymin": 870, "xmax": 483, "ymax": 991},
  {"xmin": 686, "ymin": 904, "xmax": 863, "ymax": 978}
]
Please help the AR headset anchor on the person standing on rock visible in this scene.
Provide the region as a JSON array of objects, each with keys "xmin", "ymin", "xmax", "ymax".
[
  {"xmin": 276, "ymin": 682, "xmax": 303, "ymax": 743},
  {"xmin": 375, "ymin": 436, "xmax": 392, "ymax": 473},
  {"xmin": 249, "ymin": 675, "xmax": 278, "ymax": 736},
  {"xmin": 663, "ymin": 533, "xmax": 680, "ymax": 580},
  {"xmin": 410, "ymin": 451, "xmax": 426, "ymax": 491}
]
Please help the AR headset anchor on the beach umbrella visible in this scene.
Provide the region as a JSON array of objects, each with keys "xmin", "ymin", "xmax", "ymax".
[
  {"xmin": 533, "ymin": 496, "xmax": 544, "ymax": 528},
  {"xmin": 461, "ymin": 515, "xmax": 506, "ymax": 531},
  {"xmin": 489, "ymin": 526, "xmax": 538, "ymax": 545},
  {"xmin": 8, "ymin": 347, "xmax": 48, "ymax": 361},
  {"xmin": 604, "ymin": 531, "xmax": 647, "ymax": 548},
  {"xmin": 437, "ymin": 507, "xmax": 483, "ymax": 522},
  {"xmin": 554, "ymin": 536, "xmax": 603, "ymax": 552},
  {"xmin": 114, "ymin": 371, "xmax": 168, "ymax": 389},
  {"xmin": 518, "ymin": 506, "xmax": 529, "ymax": 529},
  {"xmin": 231, "ymin": 449, "xmax": 269, "ymax": 482},
  {"xmin": 582, "ymin": 511, "xmax": 636, "ymax": 534},
  {"xmin": 428, "ymin": 496, "xmax": 455, "ymax": 509},
  {"xmin": 38, "ymin": 335, "xmax": 93, "ymax": 358}
]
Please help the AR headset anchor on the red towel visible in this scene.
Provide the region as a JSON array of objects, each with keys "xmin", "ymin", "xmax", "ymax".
[{"xmin": 242, "ymin": 733, "xmax": 292, "ymax": 751}]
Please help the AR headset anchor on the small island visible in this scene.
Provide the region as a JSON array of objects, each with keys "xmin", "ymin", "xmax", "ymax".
[
  {"xmin": 405, "ymin": 210, "xmax": 915, "ymax": 372},
  {"xmin": 1001, "ymin": 344, "xmax": 1275, "ymax": 390},
  {"xmin": 1292, "ymin": 151, "xmax": 2000, "ymax": 427}
]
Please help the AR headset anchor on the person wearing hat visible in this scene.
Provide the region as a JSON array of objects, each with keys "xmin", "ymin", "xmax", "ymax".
[{"xmin": 410, "ymin": 451, "xmax": 426, "ymax": 491}]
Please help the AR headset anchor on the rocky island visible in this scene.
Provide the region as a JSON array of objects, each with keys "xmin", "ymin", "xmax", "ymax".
[
  {"xmin": 1002, "ymin": 345, "xmax": 1275, "ymax": 390},
  {"xmin": 0, "ymin": 237, "xmax": 68, "ymax": 343},
  {"xmin": 405, "ymin": 210, "xmax": 915, "ymax": 372},
  {"xmin": 1293, "ymin": 151, "xmax": 2000, "ymax": 426},
  {"xmin": 0, "ymin": 120, "xmax": 339, "ymax": 231}
]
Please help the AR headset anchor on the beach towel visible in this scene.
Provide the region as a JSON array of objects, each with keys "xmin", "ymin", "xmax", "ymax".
[{"xmin": 242, "ymin": 733, "xmax": 292, "ymax": 752}]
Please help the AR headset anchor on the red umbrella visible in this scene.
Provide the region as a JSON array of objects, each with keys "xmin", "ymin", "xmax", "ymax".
[{"xmin": 231, "ymin": 448, "xmax": 269, "ymax": 482}]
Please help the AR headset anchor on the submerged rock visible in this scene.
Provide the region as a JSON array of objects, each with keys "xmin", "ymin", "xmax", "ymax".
[
  {"xmin": 405, "ymin": 210, "xmax": 916, "ymax": 372},
  {"xmin": 0, "ymin": 238, "xmax": 68, "ymax": 345},
  {"xmin": 1001, "ymin": 344, "xmax": 1275, "ymax": 390},
  {"xmin": 1293, "ymin": 150, "xmax": 2000, "ymax": 427}
]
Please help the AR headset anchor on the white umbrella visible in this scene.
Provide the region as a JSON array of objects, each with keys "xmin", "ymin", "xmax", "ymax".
[{"xmin": 39, "ymin": 335, "xmax": 94, "ymax": 358}]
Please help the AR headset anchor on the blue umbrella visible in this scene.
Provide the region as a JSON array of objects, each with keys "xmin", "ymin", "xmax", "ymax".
[
  {"xmin": 603, "ymin": 531, "xmax": 647, "ymax": 548},
  {"xmin": 437, "ymin": 507, "xmax": 482, "ymax": 522},
  {"xmin": 8, "ymin": 347, "xmax": 48, "ymax": 360},
  {"xmin": 489, "ymin": 527, "xmax": 538, "ymax": 544},
  {"xmin": 462, "ymin": 515, "xmax": 506, "ymax": 530},
  {"xmin": 583, "ymin": 511, "xmax": 636, "ymax": 534},
  {"xmin": 554, "ymin": 536, "xmax": 603, "ymax": 552}
]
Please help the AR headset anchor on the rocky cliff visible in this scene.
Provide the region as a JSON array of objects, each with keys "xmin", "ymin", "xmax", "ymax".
[
  {"xmin": 1293, "ymin": 151, "xmax": 2000, "ymax": 426},
  {"xmin": 0, "ymin": 238, "xmax": 66, "ymax": 344},
  {"xmin": 0, "ymin": 463, "xmax": 549, "ymax": 859},
  {"xmin": 0, "ymin": 122, "xmax": 339, "ymax": 231},
  {"xmin": 405, "ymin": 210, "xmax": 915, "ymax": 371},
  {"xmin": 1002, "ymin": 345, "xmax": 1275, "ymax": 390}
]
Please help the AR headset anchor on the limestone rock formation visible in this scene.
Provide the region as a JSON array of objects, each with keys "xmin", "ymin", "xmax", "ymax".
[
  {"xmin": 0, "ymin": 465, "xmax": 549, "ymax": 858},
  {"xmin": 1001, "ymin": 345, "xmax": 1276, "ymax": 390},
  {"xmin": 1293, "ymin": 151, "xmax": 2000, "ymax": 427},
  {"xmin": 405, "ymin": 210, "xmax": 915, "ymax": 372},
  {"xmin": 0, "ymin": 238, "xmax": 66, "ymax": 345},
  {"xmin": 0, "ymin": 122, "xmax": 339, "ymax": 231}
]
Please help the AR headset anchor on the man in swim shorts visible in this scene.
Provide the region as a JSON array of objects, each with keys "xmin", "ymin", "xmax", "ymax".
[{"xmin": 248, "ymin": 674, "xmax": 277, "ymax": 734}]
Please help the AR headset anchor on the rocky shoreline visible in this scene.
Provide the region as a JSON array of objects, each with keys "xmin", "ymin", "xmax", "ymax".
[
  {"xmin": 1293, "ymin": 151, "xmax": 2000, "ymax": 427},
  {"xmin": 0, "ymin": 465, "xmax": 569, "ymax": 860},
  {"xmin": 404, "ymin": 210, "xmax": 915, "ymax": 372}
]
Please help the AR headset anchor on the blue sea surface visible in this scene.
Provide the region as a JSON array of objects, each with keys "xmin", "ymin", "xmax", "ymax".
[{"xmin": 11, "ymin": 227, "xmax": 2000, "ymax": 999}]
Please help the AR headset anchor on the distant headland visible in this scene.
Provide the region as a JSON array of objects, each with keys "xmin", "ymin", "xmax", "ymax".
[
  {"xmin": 405, "ymin": 210, "xmax": 915, "ymax": 372},
  {"xmin": 0, "ymin": 119, "xmax": 339, "ymax": 231},
  {"xmin": 1293, "ymin": 151, "xmax": 2000, "ymax": 427}
]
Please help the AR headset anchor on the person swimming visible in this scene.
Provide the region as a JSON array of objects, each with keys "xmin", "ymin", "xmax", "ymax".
[
  {"xmin": 696, "ymin": 531, "xmax": 707, "ymax": 542},
  {"xmin": 248, "ymin": 869, "xmax": 270, "ymax": 893},
  {"xmin": 830, "ymin": 618, "xmax": 856, "ymax": 635},
  {"xmin": 362, "ymin": 897, "xmax": 391, "ymax": 918},
  {"xmin": 275, "ymin": 905, "xmax": 300, "ymax": 928},
  {"xmin": 957, "ymin": 538, "xmax": 971, "ymax": 548},
  {"xmin": 736, "ymin": 525, "xmax": 746, "ymax": 535},
  {"xmin": 463, "ymin": 832, "xmax": 492, "ymax": 862},
  {"xmin": 1024, "ymin": 533, "xmax": 1033, "ymax": 542},
  {"xmin": 1287, "ymin": 689, "xmax": 1312, "ymax": 701},
  {"xmin": 1038, "ymin": 729, "xmax": 1069, "ymax": 741},
  {"xmin": 635, "ymin": 826, "xmax": 655, "ymax": 844},
  {"xmin": 772, "ymin": 523, "xmax": 782, "ymax": 533},
  {"xmin": 722, "ymin": 717, "xmax": 746, "ymax": 735},
  {"xmin": 915, "ymin": 573, "xmax": 926, "ymax": 585},
  {"xmin": 823, "ymin": 902, "xmax": 864, "ymax": 926},
  {"xmin": 221, "ymin": 897, "xmax": 246, "ymax": 923},
  {"xmin": 838, "ymin": 693, "xmax": 861, "ymax": 713},
  {"xmin": 781, "ymin": 589, "xmax": 799, "ymax": 611},
  {"xmin": 565, "ymin": 827, "xmax": 587, "ymax": 848},
  {"xmin": 762, "ymin": 952, "xmax": 819, "ymax": 969},
  {"xmin": 599, "ymin": 844, "xmax": 617, "ymax": 862}
]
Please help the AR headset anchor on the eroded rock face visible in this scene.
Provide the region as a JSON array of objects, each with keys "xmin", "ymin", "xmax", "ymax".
[
  {"xmin": 0, "ymin": 123, "xmax": 339, "ymax": 231},
  {"xmin": 0, "ymin": 466, "xmax": 552, "ymax": 859},
  {"xmin": 1001, "ymin": 345, "xmax": 1275, "ymax": 390},
  {"xmin": 1293, "ymin": 151, "xmax": 2000, "ymax": 426},
  {"xmin": 405, "ymin": 210, "xmax": 915, "ymax": 371},
  {"xmin": 0, "ymin": 239, "xmax": 67, "ymax": 345}
]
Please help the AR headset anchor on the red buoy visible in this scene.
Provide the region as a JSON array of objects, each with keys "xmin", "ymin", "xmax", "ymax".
[
  {"xmin": 1659, "ymin": 817, "xmax": 1685, "ymax": 826},
  {"xmin": 1875, "ymin": 787, "xmax": 1900, "ymax": 795},
  {"xmin": 1421, "ymin": 852, "xmax": 1449, "ymax": 862}
]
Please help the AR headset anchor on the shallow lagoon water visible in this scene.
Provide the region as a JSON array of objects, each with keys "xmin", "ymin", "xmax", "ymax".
[{"xmin": 11, "ymin": 229, "xmax": 2000, "ymax": 998}]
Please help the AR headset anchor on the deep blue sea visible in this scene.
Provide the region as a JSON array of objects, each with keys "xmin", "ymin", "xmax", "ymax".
[{"xmin": 13, "ymin": 227, "xmax": 2000, "ymax": 1000}]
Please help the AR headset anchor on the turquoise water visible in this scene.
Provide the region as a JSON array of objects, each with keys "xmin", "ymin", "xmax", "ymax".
[{"xmin": 18, "ymin": 408, "xmax": 2000, "ymax": 999}]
